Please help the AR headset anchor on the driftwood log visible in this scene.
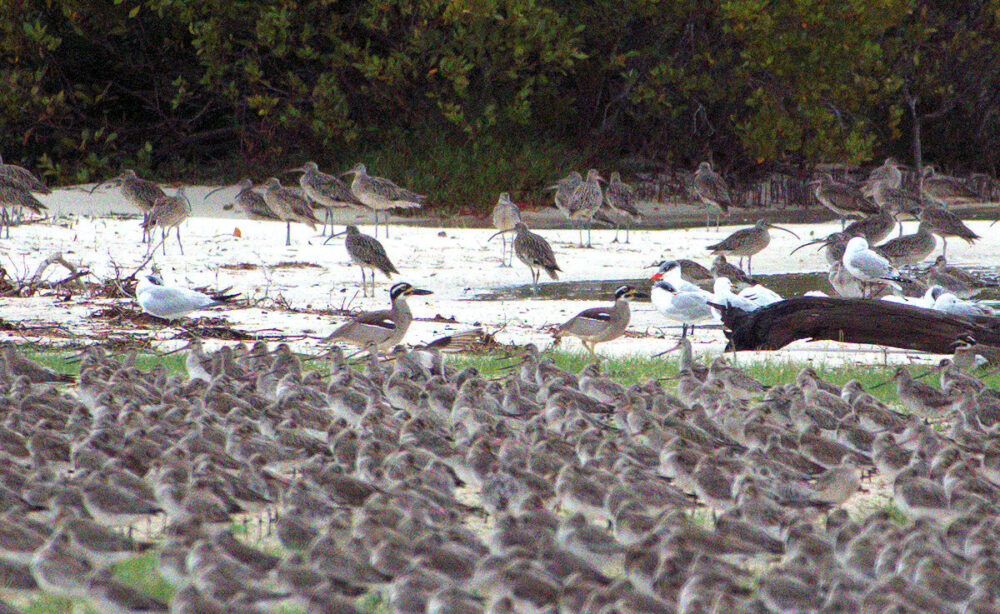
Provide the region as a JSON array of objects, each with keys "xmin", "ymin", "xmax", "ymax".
[{"xmin": 716, "ymin": 297, "xmax": 1000, "ymax": 353}]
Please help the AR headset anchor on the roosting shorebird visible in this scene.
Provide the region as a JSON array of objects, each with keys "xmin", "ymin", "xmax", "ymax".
[{"xmin": 489, "ymin": 222, "xmax": 561, "ymax": 295}]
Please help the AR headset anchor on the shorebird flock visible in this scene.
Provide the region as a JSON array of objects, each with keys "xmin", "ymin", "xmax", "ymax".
[{"xmin": 2, "ymin": 155, "xmax": 1000, "ymax": 612}]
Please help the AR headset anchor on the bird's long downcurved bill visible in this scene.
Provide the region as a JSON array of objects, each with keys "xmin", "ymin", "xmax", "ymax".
[
  {"xmin": 651, "ymin": 339, "xmax": 684, "ymax": 358},
  {"xmin": 789, "ymin": 238, "xmax": 827, "ymax": 255},
  {"xmin": 487, "ymin": 228, "xmax": 516, "ymax": 242},
  {"xmin": 204, "ymin": 184, "xmax": 232, "ymax": 199},
  {"xmin": 771, "ymin": 225, "xmax": 801, "ymax": 240}
]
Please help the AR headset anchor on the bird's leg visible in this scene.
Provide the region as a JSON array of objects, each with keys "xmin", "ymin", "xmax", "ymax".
[
  {"xmin": 586, "ymin": 219, "xmax": 593, "ymax": 248},
  {"xmin": 499, "ymin": 235, "xmax": 507, "ymax": 267},
  {"xmin": 176, "ymin": 226, "xmax": 184, "ymax": 255},
  {"xmin": 577, "ymin": 221, "xmax": 584, "ymax": 248},
  {"xmin": 625, "ymin": 219, "xmax": 631, "ymax": 244},
  {"xmin": 384, "ymin": 211, "xmax": 391, "ymax": 239},
  {"xmin": 285, "ymin": 221, "xmax": 292, "ymax": 246},
  {"xmin": 941, "ymin": 237, "xmax": 948, "ymax": 259},
  {"xmin": 531, "ymin": 269, "xmax": 539, "ymax": 295}
]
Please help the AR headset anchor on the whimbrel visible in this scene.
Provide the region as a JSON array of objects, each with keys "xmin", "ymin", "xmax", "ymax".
[
  {"xmin": 603, "ymin": 172, "xmax": 641, "ymax": 243},
  {"xmin": 565, "ymin": 169, "xmax": 605, "ymax": 248},
  {"xmin": 341, "ymin": 163, "xmax": 425, "ymax": 238},
  {"xmin": 261, "ymin": 177, "xmax": 321, "ymax": 246},
  {"xmin": 491, "ymin": 192, "xmax": 522, "ymax": 267},
  {"xmin": 325, "ymin": 282, "xmax": 432, "ymax": 355},
  {"xmin": 0, "ymin": 180, "xmax": 47, "ymax": 238},
  {"xmin": 705, "ymin": 219, "xmax": 799, "ymax": 274},
  {"xmin": 554, "ymin": 285, "xmax": 643, "ymax": 356},
  {"xmin": 289, "ymin": 161, "xmax": 364, "ymax": 236},
  {"xmin": 916, "ymin": 206, "xmax": 978, "ymax": 258},
  {"xmin": 489, "ymin": 222, "xmax": 561, "ymax": 295},
  {"xmin": 332, "ymin": 225, "xmax": 398, "ymax": 297},
  {"xmin": 692, "ymin": 161, "xmax": 732, "ymax": 229},
  {"xmin": 142, "ymin": 186, "xmax": 191, "ymax": 254},
  {"xmin": 811, "ymin": 172, "xmax": 879, "ymax": 227},
  {"xmin": 206, "ymin": 179, "xmax": 279, "ymax": 221},
  {"xmin": 107, "ymin": 170, "xmax": 165, "ymax": 243},
  {"xmin": 920, "ymin": 165, "xmax": 979, "ymax": 208},
  {"xmin": 872, "ymin": 221, "xmax": 936, "ymax": 266}
]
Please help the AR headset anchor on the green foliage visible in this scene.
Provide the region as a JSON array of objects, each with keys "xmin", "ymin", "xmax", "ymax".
[{"xmin": 1, "ymin": 0, "xmax": 998, "ymax": 202}]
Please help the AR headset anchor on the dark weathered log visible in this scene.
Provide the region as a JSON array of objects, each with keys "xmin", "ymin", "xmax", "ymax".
[{"xmin": 716, "ymin": 296, "xmax": 1000, "ymax": 353}]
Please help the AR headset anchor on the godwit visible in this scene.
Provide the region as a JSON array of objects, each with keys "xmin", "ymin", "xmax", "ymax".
[
  {"xmin": 916, "ymin": 207, "xmax": 978, "ymax": 258},
  {"xmin": 565, "ymin": 169, "xmax": 605, "ymax": 248},
  {"xmin": 135, "ymin": 274, "xmax": 239, "ymax": 320},
  {"xmin": 142, "ymin": 186, "xmax": 191, "ymax": 254},
  {"xmin": 325, "ymin": 282, "xmax": 432, "ymax": 355},
  {"xmin": 810, "ymin": 172, "xmax": 879, "ymax": 227},
  {"xmin": 207, "ymin": 178, "xmax": 279, "ymax": 221},
  {"xmin": 260, "ymin": 177, "xmax": 321, "ymax": 246},
  {"xmin": 920, "ymin": 165, "xmax": 979, "ymax": 208},
  {"xmin": 554, "ymin": 286, "xmax": 644, "ymax": 356},
  {"xmin": 330, "ymin": 225, "xmax": 398, "ymax": 297},
  {"xmin": 288, "ymin": 161, "xmax": 364, "ymax": 236},
  {"xmin": 488, "ymin": 222, "xmax": 560, "ymax": 295},
  {"xmin": 706, "ymin": 219, "xmax": 799, "ymax": 274},
  {"xmin": 925, "ymin": 255, "xmax": 993, "ymax": 298},
  {"xmin": 107, "ymin": 170, "xmax": 166, "ymax": 243},
  {"xmin": 603, "ymin": 172, "xmax": 641, "ymax": 243},
  {"xmin": 491, "ymin": 192, "xmax": 522, "ymax": 267},
  {"xmin": 692, "ymin": 161, "xmax": 732, "ymax": 229},
  {"xmin": 341, "ymin": 163, "xmax": 425, "ymax": 237},
  {"xmin": 0, "ymin": 180, "xmax": 47, "ymax": 238}
]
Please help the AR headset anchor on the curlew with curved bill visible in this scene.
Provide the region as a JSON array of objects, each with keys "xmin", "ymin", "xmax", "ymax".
[
  {"xmin": 207, "ymin": 178, "xmax": 279, "ymax": 221},
  {"xmin": 341, "ymin": 163, "xmax": 425, "ymax": 238},
  {"xmin": 603, "ymin": 172, "xmax": 641, "ymax": 243},
  {"xmin": 489, "ymin": 222, "xmax": 560, "ymax": 295},
  {"xmin": 920, "ymin": 165, "xmax": 979, "ymax": 208},
  {"xmin": 872, "ymin": 221, "xmax": 936, "ymax": 266},
  {"xmin": 261, "ymin": 177, "xmax": 321, "ymax": 246},
  {"xmin": 0, "ymin": 180, "xmax": 47, "ymax": 238},
  {"xmin": 142, "ymin": 187, "xmax": 191, "ymax": 255},
  {"xmin": 692, "ymin": 161, "xmax": 733, "ymax": 230},
  {"xmin": 491, "ymin": 192, "xmax": 522, "ymax": 267},
  {"xmin": 916, "ymin": 207, "xmax": 978, "ymax": 258},
  {"xmin": 706, "ymin": 219, "xmax": 799, "ymax": 275},
  {"xmin": 810, "ymin": 172, "xmax": 879, "ymax": 228},
  {"xmin": 105, "ymin": 170, "xmax": 166, "ymax": 243},
  {"xmin": 0, "ymin": 154, "xmax": 50, "ymax": 195},
  {"xmin": 329, "ymin": 225, "xmax": 398, "ymax": 297},
  {"xmin": 565, "ymin": 169, "xmax": 605, "ymax": 248},
  {"xmin": 287, "ymin": 161, "xmax": 365, "ymax": 237}
]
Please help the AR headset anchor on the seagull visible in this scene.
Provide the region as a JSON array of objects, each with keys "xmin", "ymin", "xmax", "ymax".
[
  {"xmin": 135, "ymin": 274, "xmax": 239, "ymax": 320},
  {"xmin": 838, "ymin": 237, "xmax": 906, "ymax": 297}
]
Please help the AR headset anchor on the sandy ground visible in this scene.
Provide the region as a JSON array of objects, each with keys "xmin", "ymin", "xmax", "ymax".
[{"xmin": 1, "ymin": 183, "xmax": 996, "ymax": 367}]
